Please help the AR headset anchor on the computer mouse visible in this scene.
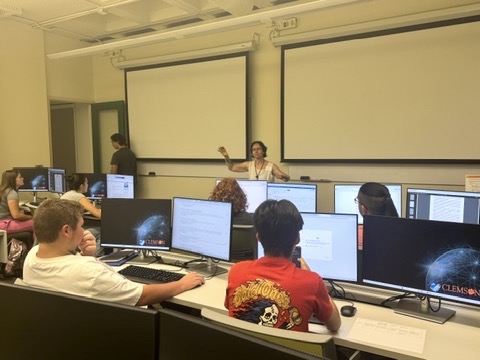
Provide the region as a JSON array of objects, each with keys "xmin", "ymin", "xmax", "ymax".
[{"xmin": 340, "ymin": 305, "xmax": 357, "ymax": 317}]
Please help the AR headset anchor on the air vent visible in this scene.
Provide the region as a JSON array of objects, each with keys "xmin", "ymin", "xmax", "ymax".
[
  {"xmin": 166, "ymin": 18, "xmax": 203, "ymax": 28},
  {"xmin": 123, "ymin": 27, "xmax": 157, "ymax": 37},
  {"xmin": 213, "ymin": 11, "xmax": 231, "ymax": 18},
  {"xmin": 83, "ymin": 36, "xmax": 115, "ymax": 43},
  {"xmin": 273, "ymin": 0, "xmax": 298, "ymax": 5}
]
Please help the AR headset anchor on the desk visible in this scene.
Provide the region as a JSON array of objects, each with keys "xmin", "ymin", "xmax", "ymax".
[{"xmin": 117, "ymin": 253, "xmax": 480, "ymax": 360}]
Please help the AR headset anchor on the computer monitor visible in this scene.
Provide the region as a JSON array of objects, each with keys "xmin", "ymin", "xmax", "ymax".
[
  {"xmin": 267, "ymin": 183, "xmax": 317, "ymax": 213},
  {"xmin": 216, "ymin": 179, "xmax": 267, "ymax": 213},
  {"xmin": 334, "ymin": 184, "xmax": 402, "ymax": 224},
  {"xmin": 171, "ymin": 197, "xmax": 232, "ymax": 276},
  {"xmin": 257, "ymin": 213, "xmax": 359, "ymax": 283},
  {"xmin": 407, "ymin": 188, "xmax": 480, "ymax": 224},
  {"xmin": 14, "ymin": 167, "xmax": 49, "ymax": 193},
  {"xmin": 101, "ymin": 198, "xmax": 172, "ymax": 263},
  {"xmin": 158, "ymin": 308, "xmax": 327, "ymax": 360},
  {"xmin": 83, "ymin": 173, "xmax": 107, "ymax": 200},
  {"xmin": 106, "ymin": 174, "xmax": 134, "ymax": 199},
  {"xmin": 47, "ymin": 168, "xmax": 66, "ymax": 194},
  {"xmin": 362, "ymin": 215, "xmax": 480, "ymax": 323}
]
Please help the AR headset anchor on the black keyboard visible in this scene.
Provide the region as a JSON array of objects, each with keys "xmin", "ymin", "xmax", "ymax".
[{"xmin": 118, "ymin": 265, "xmax": 185, "ymax": 284}]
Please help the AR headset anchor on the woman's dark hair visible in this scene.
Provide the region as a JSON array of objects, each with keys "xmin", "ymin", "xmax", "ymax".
[
  {"xmin": 357, "ymin": 182, "xmax": 399, "ymax": 217},
  {"xmin": 0, "ymin": 170, "xmax": 20, "ymax": 198},
  {"xmin": 254, "ymin": 199, "xmax": 304, "ymax": 258},
  {"xmin": 65, "ymin": 173, "xmax": 87, "ymax": 192},
  {"xmin": 250, "ymin": 141, "xmax": 267, "ymax": 158}
]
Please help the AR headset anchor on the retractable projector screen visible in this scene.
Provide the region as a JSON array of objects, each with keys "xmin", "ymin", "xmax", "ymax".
[
  {"xmin": 282, "ymin": 17, "xmax": 480, "ymax": 163},
  {"xmin": 126, "ymin": 53, "xmax": 248, "ymax": 160}
]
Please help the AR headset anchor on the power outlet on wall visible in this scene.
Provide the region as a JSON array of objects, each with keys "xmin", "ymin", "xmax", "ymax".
[{"xmin": 278, "ymin": 17, "xmax": 297, "ymax": 30}]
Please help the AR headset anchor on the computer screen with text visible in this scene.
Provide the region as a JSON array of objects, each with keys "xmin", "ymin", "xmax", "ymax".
[{"xmin": 257, "ymin": 212, "xmax": 358, "ymax": 283}]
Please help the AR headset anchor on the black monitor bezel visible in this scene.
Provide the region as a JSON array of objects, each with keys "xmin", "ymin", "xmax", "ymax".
[
  {"xmin": 100, "ymin": 198, "xmax": 172, "ymax": 252},
  {"xmin": 13, "ymin": 167, "xmax": 49, "ymax": 193},
  {"xmin": 406, "ymin": 187, "xmax": 480, "ymax": 224},
  {"xmin": 361, "ymin": 215, "xmax": 480, "ymax": 308},
  {"xmin": 83, "ymin": 173, "xmax": 108, "ymax": 200},
  {"xmin": 47, "ymin": 168, "xmax": 66, "ymax": 194}
]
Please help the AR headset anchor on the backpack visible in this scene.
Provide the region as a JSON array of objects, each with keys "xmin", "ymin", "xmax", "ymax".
[{"xmin": 3, "ymin": 238, "xmax": 28, "ymax": 278}]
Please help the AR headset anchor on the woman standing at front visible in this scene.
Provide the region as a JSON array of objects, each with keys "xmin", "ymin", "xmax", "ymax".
[
  {"xmin": 0, "ymin": 170, "xmax": 34, "ymax": 235},
  {"xmin": 218, "ymin": 141, "xmax": 290, "ymax": 182}
]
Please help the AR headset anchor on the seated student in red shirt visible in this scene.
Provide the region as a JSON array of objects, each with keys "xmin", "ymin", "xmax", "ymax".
[{"xmin": 225, "ymin": 199, "xmax": 341, "ymax": 332}]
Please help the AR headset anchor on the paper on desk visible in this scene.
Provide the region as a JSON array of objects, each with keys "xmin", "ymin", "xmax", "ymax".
[{"xmin": 347, "ymin": 318, "xmax": 426, "ymax": 354}]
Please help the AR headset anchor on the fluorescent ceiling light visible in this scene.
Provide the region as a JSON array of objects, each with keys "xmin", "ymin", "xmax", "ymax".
[
  {"xmin": 271, "ymin": 3, "xmax": 480, "ymax": 46},
  {"xmin": 47, "ymin": 0, "xmax": 362, "ymax": 59},
  {"xmin": 0, "ymin": 1, "xmax": 21, "ymax": 18},
  {"xmin": 114, "ymin": 40, "xmax": 257, "ymax": 69}
]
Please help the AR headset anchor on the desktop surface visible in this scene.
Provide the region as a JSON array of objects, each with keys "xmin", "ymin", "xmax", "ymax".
[{"xmin": 115, "ymin": 251, "xmax": 480, "ymax": 360}]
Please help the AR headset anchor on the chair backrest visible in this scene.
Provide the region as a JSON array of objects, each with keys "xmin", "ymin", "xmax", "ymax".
[
  {"xmin": 201, "ymin": 308, "xmax": 337, "ymax": 359},
  {"xmin": 0, "ymin": 282, "xmax": 159, "ymax": 359},
  {"xmin": 0, "ymin": 230, "xmax": 7, "ymax": 263},
  {"xmin": 231, "ymin": 224, "xmax": 256, "ymax": 262}
]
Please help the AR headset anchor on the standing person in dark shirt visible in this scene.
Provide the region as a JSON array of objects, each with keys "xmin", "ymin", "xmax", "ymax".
[{"xmin": 110, "ymin": 133, "xmax": 137, "ymax": 176}]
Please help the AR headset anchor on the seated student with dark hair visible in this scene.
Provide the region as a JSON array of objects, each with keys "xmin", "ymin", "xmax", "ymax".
[
  {"xmin": 23, "ymin": 199, "xmax": 205, "ymax": 306},
  {"xmin": 224, "ymin": 199, "xmax": 341, "ymax": 332},
  {"xmin": 356, "ymin": 182, "xmax": 399, "ymax": 249},
  {"xmin": 61, "ymin": 173, "xmax": 103, "ymax": 256}
]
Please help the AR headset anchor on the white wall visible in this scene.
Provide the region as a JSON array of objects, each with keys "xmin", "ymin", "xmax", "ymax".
[
  {"xmin": 2, "ymin": 0, "xmax": 479, "ymax": 211},
  {"xmin": 87, "ymin": 2, "xmax": 480, "ymax": 209},
  {"xmin": 0, "ymin": 21, "xmax": 50, "ymax": 169}
]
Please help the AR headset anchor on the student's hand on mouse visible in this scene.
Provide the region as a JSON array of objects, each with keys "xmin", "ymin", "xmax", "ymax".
[
  {"xmin": 299, "ymin": 258, "xmax": 311, "ymax": 271},
  {"xmin": 180, "ymin": 272, "xmax": 205, "ymax": 290},
  {"xmin": 79, "ymin": 230, "xmax": 97, "ymax": 257}
]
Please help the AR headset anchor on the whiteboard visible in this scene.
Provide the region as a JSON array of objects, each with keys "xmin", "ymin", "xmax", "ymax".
[
  {"xmin": 126, "ymin": 54, "xmax": 249, "ymax": 160},
  {"xmin": 282, "ymin": 17, "xmax": 480, "ymax": 163}
]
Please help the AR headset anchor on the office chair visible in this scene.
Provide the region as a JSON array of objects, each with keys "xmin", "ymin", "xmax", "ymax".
[
  {"xmin": 231, "ymin": 224, "xmax": 256, "ymax": 262},
  {"xmin": 0, "ymin": 231, "xmax": 33, "ymax": 277},
  {"xmin": 201, "ymin": 307, "xmax": 337, "ymax": 360}
]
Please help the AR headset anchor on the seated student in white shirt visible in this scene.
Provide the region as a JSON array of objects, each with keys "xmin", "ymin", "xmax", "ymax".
[{"xmin": 23, "ymin": 199, "xmax": 205, "ymax": 306}]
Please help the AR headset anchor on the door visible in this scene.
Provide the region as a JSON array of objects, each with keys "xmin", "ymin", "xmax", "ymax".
[
  {"xmin": 91, "ymin": 101, "xmax": 126, "ymax": 173},
  {"xmin": 50, "ymin": 105, "xmax": 76, "ymax": 175}
]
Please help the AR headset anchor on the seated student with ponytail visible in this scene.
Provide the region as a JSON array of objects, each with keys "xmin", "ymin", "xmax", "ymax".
[
  {"xmin": 60, "ymin": 174, "xmax": 104, "ymax": 256},
  {"xmin": 355, "ymin": 182, "xmax": 399, "ymax": 249}
]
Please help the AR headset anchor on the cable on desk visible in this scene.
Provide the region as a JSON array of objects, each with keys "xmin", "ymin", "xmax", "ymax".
[
  {"xmin": 328, "ymin": 280, "xmax": 357, "ymax": 302},
  {"xmin": 380, "ymin": 292, "xmax": 416, "ymax": 308}
]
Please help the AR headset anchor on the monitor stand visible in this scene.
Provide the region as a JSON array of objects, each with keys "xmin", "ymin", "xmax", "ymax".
[
  {"xmin": 127, "ymin": 250, "xmax": 157, "ymax": 265},
  {"xmin": 394, "ymin": 298, "xmax": 456, "ymax": 324},
  {"xmin": 188, "ymin": 258, "xmax": 228, "ymax": 277}
]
